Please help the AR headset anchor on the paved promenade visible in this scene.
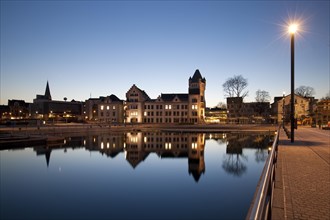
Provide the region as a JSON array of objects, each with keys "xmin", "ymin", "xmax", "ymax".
[{"xmin": 272, "ymin": 127, "xmax": 330, "ymax": 219}]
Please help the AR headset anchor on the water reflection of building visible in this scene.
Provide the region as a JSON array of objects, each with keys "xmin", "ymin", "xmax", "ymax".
[
  {"xmin": 84, "ymin": 133, "xmax": 125, "ymax": 158},
  {"xmin": 125, "ymin": 132, "xmax": 205, "ymax": 182},
  {"xmin": 33, "ymin": 136, "xmax": 85, "ymax": 167}
]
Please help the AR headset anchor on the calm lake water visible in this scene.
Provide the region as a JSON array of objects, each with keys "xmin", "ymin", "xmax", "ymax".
[{"xmin": 0, "ymin": 131, "xmax": 271, "ymax": 220}]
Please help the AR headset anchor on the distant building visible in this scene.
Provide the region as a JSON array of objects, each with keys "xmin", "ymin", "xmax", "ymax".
[
  {"xmin": 227, "ymin": 97, "xmax": 270, "ymax": 124},
  {"xmin": 205, "ymin": 107, "xmax": 227, "ymax": 123},
  {"xmin": 314, "ymin": 99, "xmax": 330, "ymax": 127},
  {"xmin": 98, "ymin": 95, "xmax": 125, "ymax": 123},
  {"xmin": 0, "ymin": 105, "xmax": 10, "ymax": 120},
  {"xmin": 8, "ymin": 99, "xmax": 30, "ymax": 119},
  {"xmin": 125, "ymin": 69, "xmax": 206, "ymax": 124},
  {"xmin": 30, "ymin": 81, "xmax": 83, "ymax": 121},
  {"xmin": 125, "ymin": 84, "xmax": 151, "ymax": 123},
  {"xmin": 271, "ymin": 94, "xmax": 315, "ymax": 125},
  {"xmin": 85, "ymin": 98, "xmax": 102, "ymax": 121}
]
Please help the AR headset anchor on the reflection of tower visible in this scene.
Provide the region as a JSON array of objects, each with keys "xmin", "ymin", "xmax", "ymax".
[
  {"xmin": 188, "ymin": 133, "xmax": 205, "ymax": 182},
  {"xmin": 125, "ymin": 132, "xmax": 149, "ymax": 168},
  {"xmin": 34, "ymin": 147, "xmax": 52, "ymax": 167}
]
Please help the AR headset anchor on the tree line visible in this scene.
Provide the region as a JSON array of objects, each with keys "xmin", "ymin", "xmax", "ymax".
[{"xmin": 220, "ymin": 74, "xmax": 326, "ymax": 105}]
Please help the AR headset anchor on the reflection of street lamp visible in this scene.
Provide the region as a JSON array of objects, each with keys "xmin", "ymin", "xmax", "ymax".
[{"xmin": 289, "ymin": 24, "xmax": 297, "ymax": 142}]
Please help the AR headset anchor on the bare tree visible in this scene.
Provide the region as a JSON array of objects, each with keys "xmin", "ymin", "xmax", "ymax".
[
  {"xmin": 222, "ymin": 75, "xmax": 248, "ymax": 98},
  {"xmin": 255, "ymin": 89, "xmax": 270, "ymax": 102},
  {"xmin": 222, "ymin": 154, "xmax": 247, "ymax": 177},
  {"xmin": 321, "ymin": 93, "xmax": 330, "ymax": 100},
  {"xmin": 295, "ymin": 85, "xmax": 315, "ymax": 97},
  {"xmin": 216, "ymin": 102, "xmax": 227, "ymax": 109}
]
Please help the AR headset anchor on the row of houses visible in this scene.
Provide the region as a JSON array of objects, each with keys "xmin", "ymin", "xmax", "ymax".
[
  {"xmin": 1, "ymin": 69, "xmax": 206, "ymax": 124},
  {"xmin": 215, "ymin": 94, "xmax": 329, "ymax": 126},
  {"xmin": 1, "ymin": 69, "xmax": 329, "ymax": 126}
]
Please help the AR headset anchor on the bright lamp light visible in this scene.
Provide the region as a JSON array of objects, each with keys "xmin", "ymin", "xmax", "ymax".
[{"xmin": 288, "ymin": 24, "xmax": 298, "ymax": 34}]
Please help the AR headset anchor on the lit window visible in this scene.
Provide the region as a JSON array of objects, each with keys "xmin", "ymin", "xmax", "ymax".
[
  {"xmin": 191, "ymin": 142, "xmax": 197, "ymax": 149},
  {"xmin": 101, "ymin": 105, "xmax": 104, "ymax": 110},
  {"xmin": 101, "ymin": 142, "xmax": 104, "ymax": 149},
  {"xmin": 107, "ymin": 142, "xmax": 110, "ymax": 148},
  {"xmin": 131, "ymin": 137, "xmax": 138, "ymax": 143},
  {"xmin": 113, "ymin": 106, "xmax": 116, "ymax": 110},
  {"xmin": 169, "ymin": 105, "xmax": 172, "ymax": 109},
  {"xmin": 165, "ymin": 105, "xmax": 168, "ymax": 109},
  {"xmin": 144, "ymin": 111, "xmax": 147, "ymax": 116},
  {"xmin": 107, "ymin": 106, "xmax": 110, "ymax": 110}
]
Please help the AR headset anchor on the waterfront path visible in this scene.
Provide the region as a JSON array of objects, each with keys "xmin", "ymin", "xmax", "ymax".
[{"xmin": 272, "ymin": 127, "xmax": 330, "ymax": 219}]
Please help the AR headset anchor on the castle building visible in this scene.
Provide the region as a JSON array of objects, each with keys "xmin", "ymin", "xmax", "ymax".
[{"xmin": 125, "ymin": 69, "xmax": 206, "ymax": 124}]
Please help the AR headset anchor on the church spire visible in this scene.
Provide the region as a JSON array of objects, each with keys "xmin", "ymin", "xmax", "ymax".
[{"xmin": 45, "ymin": 81, "xmax": 52, "ymax": 100}]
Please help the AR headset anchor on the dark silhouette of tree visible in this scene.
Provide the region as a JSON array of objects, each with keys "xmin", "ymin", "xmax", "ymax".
[
  {"xmin": 255, "ymin": 148, "xmax": 268, "ymax": 163},
  {"xmin": 222, "ymin": 154, "xmax": 247, "ymax": 177},
  {"xmin": 295, "ymin": 85, "xmax": 315, "ymax": 97},
  {"xmin": 255, "ymin": 89, "xmax": 270, "ymax": 102},
  {"xmin": 222, "ymin": 75, "xmax": 248, "ymax": 99}
]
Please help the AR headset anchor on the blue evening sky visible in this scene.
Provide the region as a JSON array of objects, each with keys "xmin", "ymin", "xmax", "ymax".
[{"xmin": 1, "ymin": 1, "xmax": 329, "ymax": 107}]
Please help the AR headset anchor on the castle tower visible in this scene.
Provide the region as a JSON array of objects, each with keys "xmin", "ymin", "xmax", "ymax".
[
  {"xmin": 45, "ymin": 81, "xmax": 52, "ymax": 100},
  {"xmin": 188, "ymin": 69, "xmax": 206, "ymax": 123}
]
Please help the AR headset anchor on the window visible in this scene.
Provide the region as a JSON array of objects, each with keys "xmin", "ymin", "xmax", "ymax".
[
  {"xmin": 113, "ymin": 106, "xmax": 116, "ymax": 110},
  {"xmin": 101, "ymin": 105, "xmax": 104, "ymax": 110}
]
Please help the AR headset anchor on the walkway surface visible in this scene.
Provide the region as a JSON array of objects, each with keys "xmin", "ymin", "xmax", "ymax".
[{"xmin": 272, "ymin": 127, "xmax": 330, "ymax": 220}]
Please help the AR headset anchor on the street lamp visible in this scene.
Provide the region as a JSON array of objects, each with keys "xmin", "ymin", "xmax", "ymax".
[{"xmin": 289, "ymin": 23, "xmax": 298, "ymax": 142}]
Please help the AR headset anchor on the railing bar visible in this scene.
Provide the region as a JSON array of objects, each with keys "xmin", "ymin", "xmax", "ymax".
[{"xmin": 246, "ymin": 125, "xmax": 280, "ymax": 220}]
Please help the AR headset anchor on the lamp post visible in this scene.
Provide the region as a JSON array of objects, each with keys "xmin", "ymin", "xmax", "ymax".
[{"xmin": 289, "ymin": 24, "xmax": 297, "ymax": 142}]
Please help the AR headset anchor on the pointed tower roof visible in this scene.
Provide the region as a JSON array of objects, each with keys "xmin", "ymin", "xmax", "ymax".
[
  {"xmin": 45, "ymin": 81, "xmax": 52, "ymax": 100},
  {"xmin": 190, "ymin": 69, "xmax": 206, "ymax": 83}
]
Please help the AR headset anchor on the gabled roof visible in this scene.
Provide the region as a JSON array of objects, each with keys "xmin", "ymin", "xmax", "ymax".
[
  {"xmin": 127, "ymin": 84, "xmax": 151, "ymax": 101},
  {"xmin": 108, "ymin": 94, "xmax": 122, "ymax": 102},
  {"xmin": 160, "ymin": 93, "xmax": 189, "ymax": 102}
]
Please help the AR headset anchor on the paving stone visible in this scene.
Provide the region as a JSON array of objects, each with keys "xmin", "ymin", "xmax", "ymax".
[{"xmin": 272, "ymin": 127, "xmax": 330, "ymax": 220}]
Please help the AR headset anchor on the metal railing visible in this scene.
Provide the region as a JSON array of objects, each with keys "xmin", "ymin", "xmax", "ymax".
[{"xmin": 246, "ymin": 125, "xmax": 280, "ymax": 220}]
